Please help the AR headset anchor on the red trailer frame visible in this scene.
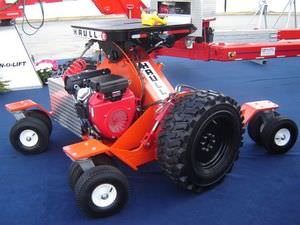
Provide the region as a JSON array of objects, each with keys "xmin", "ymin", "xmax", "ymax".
[{"xmin": 157, "ymin": 19, "xmax": 300, "ymax": 62}]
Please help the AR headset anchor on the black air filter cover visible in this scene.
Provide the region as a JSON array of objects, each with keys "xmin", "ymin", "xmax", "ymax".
[
  {"xmin": 64, "ymin": 69, "xmax": 111, "ymax": 94},
  {"xmin": 90, "ymin": 74, "xmax": 129, "ymax": 99}
]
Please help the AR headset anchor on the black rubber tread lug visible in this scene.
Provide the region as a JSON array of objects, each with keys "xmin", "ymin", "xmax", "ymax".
[{"xmin": 157, "ymin": 90, "xmax": 244, "ymax": 192}]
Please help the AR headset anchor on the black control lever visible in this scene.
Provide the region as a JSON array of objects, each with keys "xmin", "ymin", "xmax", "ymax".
[{"xmin": 162, "ymin": 34, "xmax": 176, "ymax": 48}]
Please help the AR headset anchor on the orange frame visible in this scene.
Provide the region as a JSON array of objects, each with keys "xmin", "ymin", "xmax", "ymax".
[
  {"xmin": 64, "ymin": 105, "xmax": 159, "ymax": 170},
  {"xmin": 5, "ymin": 45, "xmax": 280, "ymax": 171},
  {"xmin": 5, "ymin": 99, "xmax": 52, "ymax": 116},
  {"xmin": 64, "ymin": 49, "xmax": 175, "ymax": 170}
]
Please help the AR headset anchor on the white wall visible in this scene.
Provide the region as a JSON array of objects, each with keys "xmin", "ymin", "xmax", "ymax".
[
  {"xmin": 23, "ymin": 0, "xmax": 300, "ymax": 19},
  {"xmin": 217, "ymin": 0, "xmax": 300, "ymax": 13},
  {"xmin": 22, "ymin": 0, "xmax": 100, "ymax": 20}
]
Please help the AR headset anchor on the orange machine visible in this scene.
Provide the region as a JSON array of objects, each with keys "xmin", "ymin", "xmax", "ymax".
[{"xmin": 5, "ymin": 19, "xmax": 298, "ymax": 218}]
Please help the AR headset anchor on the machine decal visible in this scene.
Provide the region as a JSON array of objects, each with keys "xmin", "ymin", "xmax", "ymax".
[
  {"xmin": 140, "ymin": 61, "xmax": 171, "ymax": 100},
  {"xmin": 0, "ymin": 61, "xmax": 26, "ymax": 68},
  {"xmin": 73, "ymin": 28, "xmax": 107, "ymax": 41},
  {"xmin": 261, "ymin": 47, "xmax": 276, "ymax": 57}
]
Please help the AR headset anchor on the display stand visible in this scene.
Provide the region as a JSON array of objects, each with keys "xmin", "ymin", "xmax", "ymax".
[{"xmin": 0, "ymin": 25, "xmax": 42, "ymax": 91}]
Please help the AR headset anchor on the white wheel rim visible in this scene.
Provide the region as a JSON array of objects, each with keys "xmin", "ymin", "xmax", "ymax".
[
  {"xmin": 91, "ymin": 183, "xmax": 117, "ymax": 208},
  {"xmin": 19, "ymin": 129, "xmax": 39, "ymax": 147},
  {"xmin": 274, "ymin": 128, "xmax": 291, "ymax": 146}
]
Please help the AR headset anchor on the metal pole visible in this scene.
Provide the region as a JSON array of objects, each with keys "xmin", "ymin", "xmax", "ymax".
[
  {"xmin": 286, "ymin": 0, "xmax": 293, "ymax": 28},
  {"xmin": 248, "ymin": 0, "xmax": 264, "ymax": 28},
  {"xmin": 264, "ymin": 3, "xmax": 268, "ymax": 29},
  {"xmin": 294, "ymin": 0, "xmax": 298, "ymax": 28},
  {"xmin": 273, "ymin": 0, "xmax": 292, "ymax": 28},
  {"xmin": 224, "ymin": 0, "xmax": 227, "ymax": 12},
  {"xmin": 257, "ymin": 0, "xmax": 268, "ymax": 29},
  {"xmin": 258, "ymin": 3, "xmax": 264, "ymax": 28}
]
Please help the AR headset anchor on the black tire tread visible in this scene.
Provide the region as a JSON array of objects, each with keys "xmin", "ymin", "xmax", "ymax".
[
  {"xmin": 69, "ymin": 162, "xmax": 83, "ymax": 190},
  {"xmin": 247, "ymin": 111, "xmax": 265, "ymax": 145},
  {"xmin": 24, "ymin": 109, "xmax": 52, "ymax": 135},
  {"xmin": 248, "ymin": 111, "xmax": 280, "ymax": 145},
  {"xmin": 157, "ymin": 90, "xmax": 244, "ymax": 192},
  {"xmin": 69, "ymin": 155, "xmax": 116, "ymax": 190}
]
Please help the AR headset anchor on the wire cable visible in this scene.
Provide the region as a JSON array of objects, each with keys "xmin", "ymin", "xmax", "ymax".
[
  {"xmin": 21, "ymin": 0, "xmax": 45, "ymax": 35},
  {"xmin": 112, "ymin": 42, "xmax": 146, "ymax": 106}
]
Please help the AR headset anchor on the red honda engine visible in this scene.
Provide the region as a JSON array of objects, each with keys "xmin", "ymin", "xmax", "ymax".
[
  {"xmin": 89, "ymin": 88, "xmax": 136, "ymax": 139},
  {"xmin": 63, "ymin": 64, "xmax": 137, "ymax": 140},
  {"xmin": 87, "ymin": 73, "xmax": 136, "ymax": 139}
]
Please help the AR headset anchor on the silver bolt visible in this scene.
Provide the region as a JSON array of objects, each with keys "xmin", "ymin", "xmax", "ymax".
[{"xmin": 101, "ymin": 193, "xmax": 109, "ymax": 200}]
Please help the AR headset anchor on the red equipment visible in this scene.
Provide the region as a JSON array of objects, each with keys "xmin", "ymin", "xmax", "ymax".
[
  {"xmin": 0, "ymin": 0, "xmax": 61, "ymax": 21},
  {"xmin": 89, "ymin": 1, "xmax": 300, "ymax": 62},
  {"xmin": 91, "ymin": 0, "xmax": 145, "ymax": 19},
  {"xmin": 5, "ymin": 17, "xmax": 298, "ymax": 217},
  {"xmin": 62, "ymin": 59, "xmax": 137, "ymax": 140},
  {"xmin": 88, "ymin": 88, "xmax": 137, "ymax": 139},
  {"xmin": 0, "ymin": 0, "xmax": 145, "ymax": 22},
  {"xmin": 62, "ymin": 58, "xmax": 87, "ymax": 79},
  {"xmin": 92, "ymin": 0, "xmax": 300, "ymax": 62}
]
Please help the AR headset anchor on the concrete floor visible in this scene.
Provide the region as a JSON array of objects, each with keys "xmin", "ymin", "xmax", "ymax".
[{"xmin": 17, "ymin": 14, "xmax": 300, "ymax": 60}]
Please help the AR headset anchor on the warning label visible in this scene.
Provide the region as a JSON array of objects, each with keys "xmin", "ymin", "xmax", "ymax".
[{"xmin": 261, "ymin": 47, "xmax": 276, "ymax": 57}]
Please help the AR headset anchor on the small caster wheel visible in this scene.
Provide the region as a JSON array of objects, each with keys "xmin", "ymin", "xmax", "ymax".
[
  {"xmin": 248, "ymin": 111, "xmax": 279, "ymax": 145},
  {"xmin": 75, "ymin": 165, "xmax": 128, "ymax": 218},
  {"xmin": 260, "ymin": 116, "xmax": 298, "ymax": 154},
  {"xmin": 69, "ymin": 154, "xmax": 116, "ymax": 190},
  {"xmin": 24, "ymin": 109, "xmax": 52, "ymax": 135},
  {"xmin": 9, "ymin": 117, "xmax": 49, "ymax": 154}
]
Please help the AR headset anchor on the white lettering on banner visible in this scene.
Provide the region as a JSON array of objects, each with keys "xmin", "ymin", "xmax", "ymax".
[{"xmin": 140, "ymin": 61, "xmax": 170, "ymax": 100}]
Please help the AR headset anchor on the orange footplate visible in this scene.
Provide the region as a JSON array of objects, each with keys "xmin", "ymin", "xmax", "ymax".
[
  {"xmin": 63, "ymin": 139, "xmax": 110, "ymax": 161},
  {"xmin": 5, "ymin": 99, "xmax": 50, "ymax": 115},
  {"xmin": 241, "ymin": 100, "xmax": 279, "ymax": 125},
  {"xmin": 5, "ymin": 100, "xmax": 38, "ymax": 112}
]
